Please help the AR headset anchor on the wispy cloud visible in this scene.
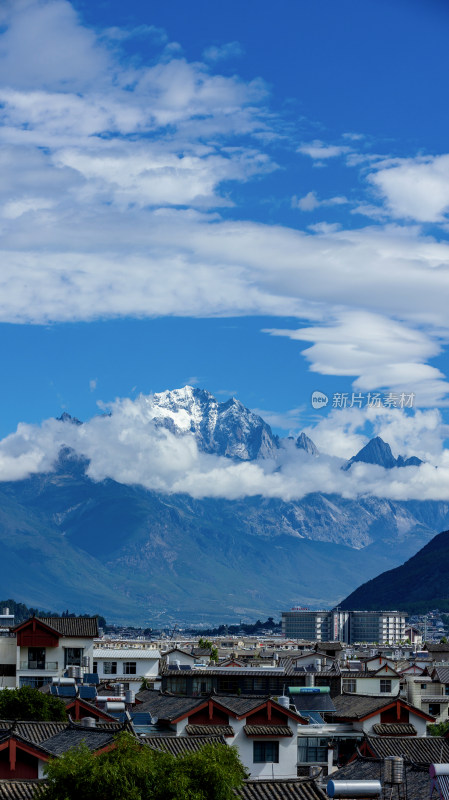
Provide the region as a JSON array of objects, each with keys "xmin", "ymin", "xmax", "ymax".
[
  {"xmin": 292, "ymin": 191, "xmax": 348, "ymax": 211},
  {"xmin": 202, "ymin": 41, "xmax": 244, "ymax": 62}
]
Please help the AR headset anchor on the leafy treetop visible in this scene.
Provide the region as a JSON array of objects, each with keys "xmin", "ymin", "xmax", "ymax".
[
  {"xmin": 0, "ymin": 686, "xmax": 67, "ymax": 721},
  {"xmin": 42, "ymin": 733, "xmax": 247, "ymax": 800}
]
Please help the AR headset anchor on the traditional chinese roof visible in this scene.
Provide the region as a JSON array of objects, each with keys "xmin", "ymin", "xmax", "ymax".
[
  {"xmin": 184, "ymin": 724, "xmax": 235, "ymax": 736},
  {"xmin": 42, "ymin": 726, "xmax": 117, "ymax": 755},
  {"xmin": 13, "ymin": 616, "xmax": 98, "ymax": 638},
  {"xmin": 0, "ymin": 722, "xmax": 67, "ymax": 745},
  {"xmin": 143, "ymin": 735, "xmax": 226, "ymax": 756},
  {"xmin": 243, "ymin": 725, "xmax": 293, "ymax": 737},
  {"xmin": 365, "ymin": 735, "xmax": 449, "ymax": 764},
  {"xmin": 328, "ymin": 693, "xmax": 433, "ymax": 722},
  {"xmin": 235, "ymin": 777, "xmax": 327, "ymax": 800},
  {"xmin": 0, "ymin": 780, "xmax": 48, "ymax": 799},
  {"xmin": 371, "ymin": 723, "xmax": 417, "ymax": 736}
]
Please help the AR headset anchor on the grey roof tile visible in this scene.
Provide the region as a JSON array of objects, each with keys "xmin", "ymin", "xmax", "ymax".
[
  {"xmin": 0, "ymin": 780, "xmax": 48, "ymax": 799},
  {"xmin": 143, "ymin": 735, "xmax": 226, "ymax": 756},
  {"xmin": 235, "ymin": 778, "xmax": 327, "ymax": 800}
]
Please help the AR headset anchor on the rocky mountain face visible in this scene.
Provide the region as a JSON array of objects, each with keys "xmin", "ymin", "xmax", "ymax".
[
  {"xmin": 0, "ymin": 387, "xmax": 445, "ymax": 625},
  {"xmin": 344, "ymin": 436, "xmax": 423, "ymax": 470},
  {"xmin": 144, "ymin": 386, "xmax": 279, "ymax": 460},
  {"xmin": 340, "ymin": 528, "xmax": 449, "ymax": 614}
]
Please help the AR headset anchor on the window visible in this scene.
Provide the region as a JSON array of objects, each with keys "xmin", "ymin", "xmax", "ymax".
[
  {"xmin": 104, "ymin": 661, "xmax": 117, "ymax": 675},
  {"xmin": 19, "ymin": 676, "xmax": 48, "ymax": 688},
  {"xmin": 253, "ymin": 741, "xmax": 279, "ymax": 763},
  {"xmin": 421, "ymin": 683, "xmax": 427, "ymax": 690},
  {"xmin": 93, "ymin": 661, "xmax": 98, "ymax": 673},
  {"xmin": 380, "ymin": 679, "xmax": 392, "ymax": 692},
  {"xmin": 64, "ymin": 648, "xmax": 83, "ymax": 668},
  {"xmin": 123, "ymin": 662, "xmax": 137, "ymax": 675},
  {"xmin": 429, "ymin": 703, "xmax": 440, "ymax": 717},
  {"xmin": 298, "ymin": 737, "xmax": 328, "ymax": 764},
  {"xmin": 342, "ymin": 679, "xmax": 356, "ymax": 693},
  {"xmin": 445, "ymin": 685, "xmax": 449, "ymax": 696}
]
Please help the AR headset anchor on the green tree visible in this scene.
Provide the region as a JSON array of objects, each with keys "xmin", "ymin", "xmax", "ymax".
[
  {"xmin": 428, "ymin": 720, "xmax": 449, "ymax": 736},
  {"xmin": 42, "ymin": 732, "xmax": 247, "ymax": 800},
  {"xmin": 198, "ymin": 638, "xmax": 218, "ymax": 663},
  {"xmin": 0, "ymin": 686, "xmax": 67, "ymax": 721}
]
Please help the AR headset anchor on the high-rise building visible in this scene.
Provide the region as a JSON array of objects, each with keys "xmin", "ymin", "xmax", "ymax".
[{"xmin": 281, "ymin": 609, "xmax": 405, "ymax": 644}]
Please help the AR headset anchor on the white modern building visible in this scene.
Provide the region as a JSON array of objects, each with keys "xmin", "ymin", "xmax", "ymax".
[{"xmin": 93, "ymin": 646, "xmax": 161, "ymax": 692}]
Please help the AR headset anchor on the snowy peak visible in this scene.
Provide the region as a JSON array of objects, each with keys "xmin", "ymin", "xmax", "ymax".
[
  {"xmin": 345, "ymin": 436, "xmax": 423, "ymax": 470},
  {"xmin": 296, "ymin": 432, "xmax": 319, "ymax": 456},
  {"xmin": 144, "ymin": 386, "xmax": 279, "ymax": 460}
]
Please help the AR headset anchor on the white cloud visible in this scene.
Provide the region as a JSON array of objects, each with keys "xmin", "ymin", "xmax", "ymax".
[
  {"xmin": 0, "ymin": 0, "xmax": 449, "ymax": 409},
  {"xmin": 368, "ymin": 154, "xmax": 449, "ymax": 223},
  {"xmin": 265, "ymin": 311, "xmax": 449, "ymax": 406},
  {"xmin": 0, "ymin": 396, "xmax": 448, "ymax": 504},
  {"xmin": 202, "ymin": 41, "xmax": 244, "ymax": 62},
  {"xmin": 292, "ymin": 191, "xmax": 348, "ymax": 211},
  {"xmin": 297, "ymin": 140, "xmax": 351, "ymax": 159},
  {"xmin": 89, "ymin": 379, "xmax": 97, "ymax": 392}
]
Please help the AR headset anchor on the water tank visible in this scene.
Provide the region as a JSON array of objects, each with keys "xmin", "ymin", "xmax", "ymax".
[
  {"xmin": 67, "ymin": 666, "xmax": 76, "ymax": 678},
  {"xmin": 277, "ymin": 695, "xmax": 289, "ymax": 709},
  {"xmin": 81, "ymin": 717, "xmax": 96, "ymax": 728},
  {"xmin": 97, "ymin": 696, "xmax": 124, "ymax": 703},
  {"xmin": 305, "ymin": 674, "xmax": 315, "ymax": 687},
  {"xmin": 327, "ymin": 781, "xmax": 382, "ymax": 798},
  {"xmin": 384, "ymin": 757, "xmax": 404, "ymax": 785},
  {"xmin": 115, "ymin": 683, "xmax": 125, "ymax": 695},
  {"xmin": 57, "ymin": 677, "xmax": 76, "ymax": 686},
  {"xmin": 82, "ymin": 656, "xmax": 90, "ymax": 668},
  {"xmin": 105, "ymin": 702, "xmax": 126, "ymax": 712},
  {"xmin": 314, "ymin": 659, "xmax": 322, "ymax": 672},
  {"xmin": 125, "ymin": 690, "xmax": 135, "ymax": 704},
  {"xmin": 430, "ymin": 764, "xmax": 449, "ymax": 778},
  {"xmin": 2, "ymin": 608, "xmax": 9, "ymax": 616},
  {"xmin": 173, "ymin": 660, "xmax": 181, "ymax": 669}
]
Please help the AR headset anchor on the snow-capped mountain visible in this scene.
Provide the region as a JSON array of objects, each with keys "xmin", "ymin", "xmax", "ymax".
[
  {"xmin": 3, "ymin": 386, "xmax": 442, "ymax": 625},
  {"xmin": 141, "ymin": 385, "xmax": 280, "ymax": 460},
  {"xmin": 295, "ymin": 432, "xmax": 319, "ymax": 456}
]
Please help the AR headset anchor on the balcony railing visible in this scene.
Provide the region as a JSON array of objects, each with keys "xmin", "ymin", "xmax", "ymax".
[{"xmin": 20, "ymin": 661, "xmax": 58, "ymax": 671}]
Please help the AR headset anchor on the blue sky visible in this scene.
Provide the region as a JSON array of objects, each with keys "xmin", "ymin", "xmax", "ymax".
[{"xmin": 0, "ymin": 0, "xmax": 449, "ymax": 496}]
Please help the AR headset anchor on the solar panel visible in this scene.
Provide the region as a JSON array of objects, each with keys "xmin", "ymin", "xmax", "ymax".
[
  {"xmin": 168, "ymin": 665, "xmax": 180, "ymax": 670},
  {"xmin": 50, "ymin": 685, "xmax": 59, "ymax": 695},
  {"xmin": 79, "ymin": 686, "xmax": 97, "ymax": 700},
  {"xmin": 83, "ymin": 673, "xmax": 100, "ymax": 685},
  {"xmin": 57, "ymin": 685, "xmax": 77, "ymax": 698},
  {"xmin": 180, "ymin": 665, "xmax": 192, "ymax": 671},
  {"xmin": 131, "ymin": 713, "xmax": 153, "ymax": 725}
]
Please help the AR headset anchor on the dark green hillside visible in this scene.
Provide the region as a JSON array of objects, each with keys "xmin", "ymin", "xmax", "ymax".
[{"xmin": 340, "ymin": 529, "xmax": 449, "ymax": 614}]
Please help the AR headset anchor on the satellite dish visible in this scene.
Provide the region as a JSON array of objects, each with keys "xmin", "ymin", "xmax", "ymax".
[{"xmin": 150, "ymin": 716, "xmax": 158, "ymax": 725}]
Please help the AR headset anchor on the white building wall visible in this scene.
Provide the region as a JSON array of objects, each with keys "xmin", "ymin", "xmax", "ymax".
[{"xmin": 16, "ymin": 637, "xmax": 95, "ymax": 687}]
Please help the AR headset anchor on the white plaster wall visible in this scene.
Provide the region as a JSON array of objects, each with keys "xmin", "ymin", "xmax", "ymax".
[
  {"xmin": 348, "ymin": 676, "xmax": 400, "ymax": 695},
  {"xmin": 94, "ymin": 656, "xmax": 159, "ymax": 681}
]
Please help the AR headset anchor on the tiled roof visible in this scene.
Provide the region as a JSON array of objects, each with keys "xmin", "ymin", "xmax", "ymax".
[
  {"xmin": 366, "ymin": 735, "xmax": 449, "ymax": 764},
  {"xmin": 134, "ymin": 692, "xmax": 204, "ymax": 721},
  {"xmin": 330, "ymin": 757, "xmax": 428, "ymax": 800},
  {"xmin": 185, "ymin": 725, "xmax": 235, "ymax": 736},
  {"xmin": 42, "ymin": 727, "xmax": 117, "ymax": 755},
  {"xmin": 213, "ymin": 695, "xmax": 270, "ymax": 716},
  {"xmin": 143, "ymin": 735, "xmax": 226, "ymax": 756},
  {"xmin": 421, "ymin": 695, "xmax": 449, "ymax": 703},
  {"xmin": 0, "ymin": 780, "xmax": 48, "ymax": 799},
  {"xmin": 329, "ymin": 694, "xmax": 401, "ymax": 720},
  {"xmin": 93, "ymin": 648, "xmax": 160, "ymax": 659},
  {"xmin": 371, "ymin": 723, "xmax": 417, "ymax": 736},
  {"xmin": 0, "ymin": 721, "xmax": 67, "ymax": 745},
  {"xmin": 243, "ymin": 725, "xmax": 293, "ymax": 737},
  {"xmin": 37, "ymin": 616, "xmax": 99, "ymax": 637},
  {"xmin": 433, "ymin": 666, "xmax": 449, "ymax": 683},
  {"xmin": 235, "ymin": 778, "xmax": 327, "ymax": 800}
]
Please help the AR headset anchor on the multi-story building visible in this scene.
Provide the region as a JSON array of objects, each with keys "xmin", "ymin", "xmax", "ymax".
[
  {"xmin": 5, "ymin": 616, "xmax": 99, "ymax": 688},
  {"xmin": 282, "ymin": 609, "xmax": 405, "ymax": 645}
]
